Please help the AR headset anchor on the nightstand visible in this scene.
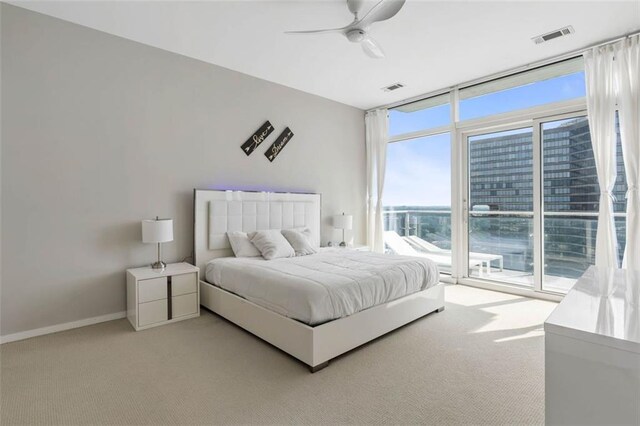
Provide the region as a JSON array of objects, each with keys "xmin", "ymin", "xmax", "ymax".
[{"xmin": 126, "ymin": 262, "xmax": 200, "ymax": 331}]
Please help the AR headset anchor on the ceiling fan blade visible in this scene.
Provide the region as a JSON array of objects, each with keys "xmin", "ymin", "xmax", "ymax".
[
  {"xmin": 357, "ymin": 0, "xmax": 406, "ymax": 28},
  {"xmin": 285, "ymin": 27, "xmax": 346, "ymax": 35},
  {"xmin": 361, "ymin": 36, "xmax": 385, "ymax": 59}
]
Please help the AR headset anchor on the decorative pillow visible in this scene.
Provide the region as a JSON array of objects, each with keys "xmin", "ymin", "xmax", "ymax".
[
  {"xmin": 281, "ymin": 228, "xmax": 317, "ymax": 256},
  {"xmin": 227, "ymin": 231, "xmax": 262, "ymax": 258},
  {"xmin": 249, "ymin": 230, "xmax": 295, "ymax": 260}
]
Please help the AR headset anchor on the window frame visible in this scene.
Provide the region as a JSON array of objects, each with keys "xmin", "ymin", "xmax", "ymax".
[
  {"xmin": 388, "ymin": 92, "xmax": 451, "ymax": 139},
  {"xmin": 457, "ymin": 57, "xmax": 586, "ymax": 121},
  {"xmin": 381, "ymin": 57, "xmax": 625, "ymax": 301}
]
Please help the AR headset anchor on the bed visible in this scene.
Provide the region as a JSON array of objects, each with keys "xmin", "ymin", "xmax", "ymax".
[{"xmin": 194, "ymin": 189, "xmax": 445, "ymax": 372}]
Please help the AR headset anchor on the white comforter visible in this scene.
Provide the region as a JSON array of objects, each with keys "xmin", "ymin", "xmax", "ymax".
[{"xmin": 205, "ymin": 249, "xmax": 439, "ymax": 325}]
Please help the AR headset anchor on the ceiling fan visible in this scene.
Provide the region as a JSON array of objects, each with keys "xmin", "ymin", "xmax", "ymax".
[{"xmin": 285, "ymin": 0, "xmax": 406, "ymax": 59}]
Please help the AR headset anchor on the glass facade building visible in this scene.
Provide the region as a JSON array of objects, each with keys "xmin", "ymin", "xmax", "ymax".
[{"xmin": 469, "ymin": 118, "xmax": 626, "ymax": 213}]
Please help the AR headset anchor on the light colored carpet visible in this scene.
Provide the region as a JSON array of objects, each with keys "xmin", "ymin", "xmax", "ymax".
[{"xmin": 1, "ymin": 285, "xmax": 556, "ymax": 425}]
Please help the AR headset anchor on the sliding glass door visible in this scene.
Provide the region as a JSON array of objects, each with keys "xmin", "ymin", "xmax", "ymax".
[
  {"xmin": 540, "ymin": 115, "xmax": 627, "ymax": 293},
  {"xmin": 463, "ymin": 112, "xmax": 627, "ymax": 294},
  {"xmin": 466, "ymin": 127, "xmax": 535, "ymax": 287}
]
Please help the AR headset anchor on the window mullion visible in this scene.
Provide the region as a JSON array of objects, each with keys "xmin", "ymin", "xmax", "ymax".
[
  {"xmin": 451, "ymin": 89, "xmax": 461, "ymax": 280},
  {"xmin": 532, "ymin": 120, "xmax": 543, "ymax": 292}
]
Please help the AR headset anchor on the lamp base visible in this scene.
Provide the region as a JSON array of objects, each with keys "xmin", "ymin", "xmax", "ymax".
[
  {"xmin": 150, "ymin": 260, "xmax": 166, "ymax": 270},
  {"xmin": 339, "ymin": 241, "xmax": 347, "ymax": 247}
]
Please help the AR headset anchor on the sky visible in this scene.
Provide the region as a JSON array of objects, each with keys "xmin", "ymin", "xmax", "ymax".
[
  {"xmin": 384, "ymin": 72, "xmax": 586, "ymax": 207},
  {"xmin": 384, "ymin": 133, "xmax": 451, "ymax": 207}
]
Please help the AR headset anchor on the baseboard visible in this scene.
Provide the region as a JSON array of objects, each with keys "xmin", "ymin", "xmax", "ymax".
[{"xmin": 0, "ymin": 311, "xmax": 127, "ymax": 344}]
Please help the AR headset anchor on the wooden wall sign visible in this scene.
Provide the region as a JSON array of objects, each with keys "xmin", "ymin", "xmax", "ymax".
[
  {"xmin": 241, "ymin": 121, "xmax": 274, "ymax": 156},
  {"xmin": 265, "ymin": 128, "xmax": 294, "ymax": 162}
]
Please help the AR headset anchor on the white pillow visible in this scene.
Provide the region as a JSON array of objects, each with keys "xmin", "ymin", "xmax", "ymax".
[
  {"xmin": 227, "ymin": 231, "xmax": 262, "ymax": 258},
  {"xmin": 281, "ymin": 228, "xmax": 317, "ymax": 256},
  {"xmin": 249, "ymin": 230, "xmax": 295, "ymax": 260},
  {"xmin": 289, "ymin": 227, "xmax": 319, "ymax": 246}
]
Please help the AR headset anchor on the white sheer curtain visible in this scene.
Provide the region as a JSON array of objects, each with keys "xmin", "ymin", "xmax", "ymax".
[
  {"xmin": 365, "ymin": 109, "xmax": 388, "ymax": 253},
  {"xmin": 615, "ymin": 35, "xmax": 640, "ymax": 268},
  {"xmin": 584, "ymin": 44, "xmax": 619, "ymax": 268}
]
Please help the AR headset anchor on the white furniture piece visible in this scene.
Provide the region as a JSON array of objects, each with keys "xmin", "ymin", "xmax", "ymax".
[
  {"xmin": 385, "ymin": 231, "xmax": 483, "ymax": 275},
  {"xmin": 126, "ymin": 262, "xmax": 200, "ymax": 331},
  {"xmin": 545, "ymin": 267, "xmax": 640, "ymax": 425},
  {"xmin": 194, "ymin": 189, "xmax": 444, "ymax": 372},
  {"xmin": 405, "ymin": 235, "xmax": 503, "ymax": 275}
]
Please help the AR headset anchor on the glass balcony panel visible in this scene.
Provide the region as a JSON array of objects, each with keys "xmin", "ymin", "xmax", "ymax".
[
  {"xmin": 468, "ymin": 213, "xmax": 534, "ymax": 287},
  {"xmin": 383, "ymin": 210, "xmax": 453, "ymax": 274},
  {"xmin": 542, "ymin": 215, "xmax": 626, "ymax": 293}
]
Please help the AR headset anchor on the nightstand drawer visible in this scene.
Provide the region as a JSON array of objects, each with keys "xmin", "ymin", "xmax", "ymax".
[
  {"xmin": 138, "ymin": 277, "xmax": 168, "ymax": 303},
  {"xmin": 138, "ymin": 299, "xmax": 168, "ymax": 326},
  {"xmin": 171, "ymin": 273, "xmax": 197, "ymax": 296},
  {"xmin": 172, "ymin": 293, "xmax": 198, "ymax": 318}
]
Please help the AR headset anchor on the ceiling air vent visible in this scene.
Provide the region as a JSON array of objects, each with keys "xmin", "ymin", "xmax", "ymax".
[
  {"xmin": 532, "ymin": 26, "xmax": 574, "ymax": 44},
  {"xmin": 382, "ymin": 82, "xmax": 405, "ymax": 92}
]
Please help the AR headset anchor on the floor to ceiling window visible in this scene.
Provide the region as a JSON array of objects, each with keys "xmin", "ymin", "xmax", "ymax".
[
  {"xmin": 384, "ymin": 133, "xmax": 452, "ymax": 273},
  {"xmin": 383, "ymin": 94, "xmax": 453, "ymax": 275},
  {"xmin": 383, "ymin": 56, "xmax": 628, "ymax": 295}
]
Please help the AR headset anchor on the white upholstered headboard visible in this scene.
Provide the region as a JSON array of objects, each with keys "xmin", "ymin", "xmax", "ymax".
[{"xmin": 193, "ymin": 190, "xmax": 321, "ymax": 272}]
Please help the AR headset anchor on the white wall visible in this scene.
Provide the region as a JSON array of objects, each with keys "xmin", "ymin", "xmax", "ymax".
[{"xmin": 0, "ymin": 4, "xmax": 365, "ymax": 337}]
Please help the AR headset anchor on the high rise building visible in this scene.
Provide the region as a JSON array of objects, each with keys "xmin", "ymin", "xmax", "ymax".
[
  {"xmin": 468, "ymin": 118, "xmax": 626, "ymax": 278},
  {"xmin": 469, "ymin": 118, "xmax": 626, "ymax": 213}
]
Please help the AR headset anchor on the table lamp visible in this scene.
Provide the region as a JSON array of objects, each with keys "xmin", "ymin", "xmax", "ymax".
[
  {"xmin": 333, "ymin": 213, "xmax": 353, "ymax": 247},
  {"xmin": 142, "ymin": 216, "xmax": 174, "ymax": 270}
]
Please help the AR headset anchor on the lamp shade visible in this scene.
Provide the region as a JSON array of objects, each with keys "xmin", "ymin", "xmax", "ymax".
[
  {"xmin": 142, "ymin": 219, "xmax": 174, "ymax": 243},
  {"xmin": 333, "ymin": 214, "xmax": 353, "ymax": 230}
]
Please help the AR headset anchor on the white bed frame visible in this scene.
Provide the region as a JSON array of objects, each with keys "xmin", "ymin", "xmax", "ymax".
[{"xmin": 194, "ymin": 189, "xmax": 445, "ymax": 372}]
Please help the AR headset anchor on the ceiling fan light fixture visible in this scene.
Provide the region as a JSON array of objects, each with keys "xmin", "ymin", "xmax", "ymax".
[{"xmin": 346, "ymin": 29, "xmax": 366, "ymax": 43}]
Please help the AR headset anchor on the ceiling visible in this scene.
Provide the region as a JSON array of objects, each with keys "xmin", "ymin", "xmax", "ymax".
[{"xmin": 9, "ymin": 0, "xmax": 640, "ymax": 110}]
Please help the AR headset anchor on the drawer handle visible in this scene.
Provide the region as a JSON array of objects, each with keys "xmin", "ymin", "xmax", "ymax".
[{"xmin": 167, "ymin": 276, "xmax": 172, "ymax": 320}]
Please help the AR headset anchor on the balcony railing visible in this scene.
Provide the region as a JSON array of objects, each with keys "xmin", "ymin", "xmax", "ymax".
[{"xmin": 383, "ymin": 208, "xmax": 627, "ymax": 292}]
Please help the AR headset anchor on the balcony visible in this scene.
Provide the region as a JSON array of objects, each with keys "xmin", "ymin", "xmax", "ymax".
[{"xmin": 383, "ymin": 208, "xmax": 626, "ymax": 294}]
